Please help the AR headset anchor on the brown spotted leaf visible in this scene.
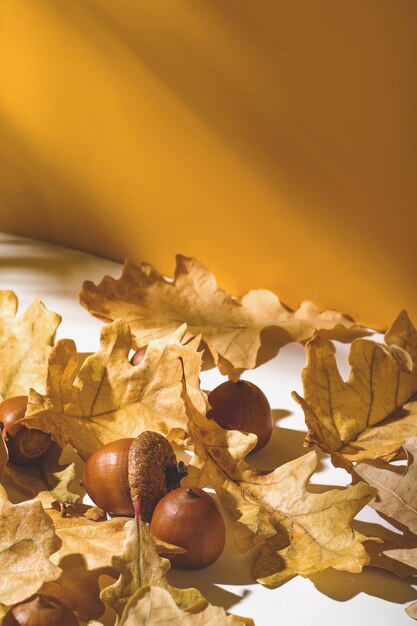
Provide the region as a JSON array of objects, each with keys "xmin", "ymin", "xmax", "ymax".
[
  {"xmin": 181, "ymin": 374, "xmax": 375, "ymax": 587},
  {"xmin": 22, "ymin": 322, "xmax": 203, "ymax": 460},
  {"xmin": 293, "ymin": 310, "xmax": 417, "ymax": 469},
  {"xmin": 0, "ymin": 487, "xmax": 61, "ymax": 605},
  {"xmin": 80, "ymin": 256, "xmax": 365, "ymax": 378}
]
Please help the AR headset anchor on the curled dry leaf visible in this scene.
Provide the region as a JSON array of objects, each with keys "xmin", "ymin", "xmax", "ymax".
[
  {"xmin": 101, "ymin": 519, "xmax": 205, "ymax": 619},
  {"xmin": 181, "ymin": 370, "xmax": 376, "ymax": 587},
  {"xmin": 40, "ymin": 504, "xmax": 129, "ymax": 621},
  {"xmin": 293, "ymin": 310, "xmax": 417, "ymax": 469},
  {"xmin": 22, "ymin": 322, "xmax": 203, "ymax": 460},
  {"xmin": 0, "ymin": 291, "xmax": 61, "ymax": 399},
  {"xmin": 355, "ymin": 438, "xmax": 417, "ymax": 574},
  {"xmin": 119, "ymin": 585, "xmax": 254, "ymax": 626},
  {"xmin": 79, "ymin": 256, "xmax": 366, "ymax": 378},
  {"xmin": 3, "ymin": 443, "xmax": 79, "ymax": 509},
  {"xmin": 0, "ymin": 487, "xmax": 60, "ymax": 606}
]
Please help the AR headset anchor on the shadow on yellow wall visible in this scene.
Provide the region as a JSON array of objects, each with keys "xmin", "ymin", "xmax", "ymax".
[{"xmin": 0, "ymin": 0, "xmax": 416, "ymax": 328}]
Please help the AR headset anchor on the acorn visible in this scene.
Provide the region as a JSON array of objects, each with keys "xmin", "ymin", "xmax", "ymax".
[
  {"xmin": 131, "ymin": 345, "xmax": 147, "ymax": 366},
  {"xmin": 207, "ymin": 380, "xmax": 273, "ymax": 452},
  {"xmin": 0, "ymin": 396, "xmax": 52, "ymax": 466},
  {"xmin": 83, "ymin": 431, "xmax": 188, "ymax": 521},
  {"xmin": 150, "ymin": 487, "xmax": 226, "ymax": 569},
  {"xmin": 3, "ymin": 594, "xmax": 78, "ymax": 626}
]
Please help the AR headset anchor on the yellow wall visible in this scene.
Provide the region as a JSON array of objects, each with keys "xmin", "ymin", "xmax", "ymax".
[{"xmin": 0, "ymin": 0, "xmax": 416, "ymax": 329}]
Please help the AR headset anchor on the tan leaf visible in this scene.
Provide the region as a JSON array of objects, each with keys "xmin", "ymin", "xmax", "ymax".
[
  {"xmin": 293, "ymin": 310, "xmax": 417, "ymax": 469},
  {"xmin": 356, "ymin": 439, "xmax": 417, "ymax": 535},
  {"xmin": 101, "ymin": 519, "xmax": 206, "ymax": 618},
  {"xmin": 80, "ymin": 256, "xmax": 365, "ymax": 378},
  {"xmin": 0, "ymin": 488, "xmax": 61, "ymax": 605},
  {"xmin": 40, "ymin": 553, "xmax": 110, "ymax": 622},
  {"xmin": 355, "ymin": 438, "xmax": 417, "ymax": 577},
  {"xmin": 3, "ymin": 443, "xmax": 79, "ymax": 508},
  {"xmin": 181, "ymin": 372, "xmax": 375, "ymax": 587},
  {"xmin": 39, "ymin": 505, "xmax": 129, "ymax": 621},
  {"xmin": 46, "ymin": 505, "xmax": 129, "ymax": 571},
  {"xmin": 22, "ymin": 321, "xmax": 203, "ymax": 460},
  {"xmin": 407, "ymin": 602, "xmax": 417, "ymax": 620},
  {"xmin": 0, "ymin": 291, "xmax": 61, "ymax": 399},
  {"xmin": 119, "ymin": 585, "xmax": 254, "ymax": 626}
]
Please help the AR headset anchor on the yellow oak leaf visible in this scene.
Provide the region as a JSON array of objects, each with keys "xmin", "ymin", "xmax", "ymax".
[
  {"xmin": 22, "ymin": 321, "xmax": 203, "ymax": 460},
  {"xmin": 0, "ymin": 488, "xmax": 61, "ymax": 605},
  {"xmin": 80, "ymin": 256, "xmax": 366, "ymax": 378},
  {"xmin": 181, "ymin": 371, "xmax": 375, "ymax": 587},
  {"xmin": 46, "ymin": 505, "xmax": 129, "ymax": 571},
  {"xmin": 3, "ymin": 443, "xmax": 79, "ymax": 508},
  {"xmin": 40, "ymin": 504, "xmax": 129, "ymax": 621},
  {"xmin": 0, "ymin": 291, "xmax": 61, "ymax": 399},
  {"xmin": 119, "ymin": 585, "xmax": 254, "ymax": 626},
  {"xmin": 293, "ymin": 310, "xmax": 417, "ymax": 469},
  {"xmin": 101, "ymin": 518, "xmax": 206, "ymax": 619}
]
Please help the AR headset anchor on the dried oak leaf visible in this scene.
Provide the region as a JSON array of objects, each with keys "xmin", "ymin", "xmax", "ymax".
[
  {"xmin": 181, "ymin": 373, "xmax": 375, "ymax": 587},
  {"xmin": 22, "ymin": 321, "xmax": 203, "ymax": 461},
  {"xmin": 79, "ymin": 256, "xmax": 365, "ymax": 378},
  {"xmin": 356, "ymin": 439, "xmax": 417, "ymax": 621},
  {"xmin": 0, "ymin": 291, "xmax": 61, "ymax": 399},
  {"xmin": 3, "ymin": 443, "xmax": 79, "ymax": 509},
  {"xmin": 0, "ymin": 487, "xmax": 61, "ymax": 606},
  {"xmin": 355, "ymin": 438, "xmax": 417, "ymax": 573},
  {"xmin": 293, "ymin": 310, "xmax": 417, "ymax": 470},
  {"xmin": 118, "ymin": 585, "xmax": 254, "ymax": 626},
  {"xmin": 101, "ymin": 518, "xmax": 205, "ymax": 619},
  {"xmin": 39, "ymin": 505, "xmax": 129, "ymax": 621}
]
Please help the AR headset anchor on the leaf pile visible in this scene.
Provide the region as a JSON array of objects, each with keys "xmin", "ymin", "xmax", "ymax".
[
  {"xmin": 181, "ymin": 368, "xmax": 376, "ymax": 587},
  {"xmin": 0, "ymin": 269, "xmax": 416, "ymax": 625},
  {"xmin": 80, "ymin": 255, "xmax": 367, "ymax": 378}
]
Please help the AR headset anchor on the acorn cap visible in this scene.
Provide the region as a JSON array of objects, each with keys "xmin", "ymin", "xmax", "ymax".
[{"xmin": 128, "ymin": 431, "xmax": 187, "ymax": 522}]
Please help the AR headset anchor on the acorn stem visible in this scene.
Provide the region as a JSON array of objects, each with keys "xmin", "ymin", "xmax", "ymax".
[
  {"xmin": 165, "ymin": 461, "xmax": 188, "ymax": 489},
  {"xmin": 59, "ymin": 502, "xmax": 67, "ymax": 517}
]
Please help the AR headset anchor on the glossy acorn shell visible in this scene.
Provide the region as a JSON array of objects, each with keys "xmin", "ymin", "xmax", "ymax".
[
  {"xmin": 150, "ymin": 487, "xmax": 226, "ymax": 569},
  {"xmin": 0, "ymin": 396, "xmax": 52, "ymax": 466},
  {"xmin": 130, "ymin": 345, "xmax": 147, "ymax": 366},
  {"xmin": 83, "ymin": 438, "xmax": 134, "ymax": 516},
  {"xmin": 207, "ymin": 380, "xmax": 273, "ymax": 452},
  {"xmin": 3, "ymin": 594, "xmax": 79, "ymax": 626}
]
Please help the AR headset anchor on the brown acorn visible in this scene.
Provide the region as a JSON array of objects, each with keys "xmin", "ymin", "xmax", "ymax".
[
  {"xmin": 3, "ymin": 594, "xmax": 78, "ymax": 626},
  {"xmin": 130, "ymin": 345, "xmax": 147, "ymax": 366},
  {"xmin": 83, "ymin": 431, "xmax": 188, "ymax": 521},
  {"xmin": 207, "ymin": 380, "xmax": 273, "ymax": 452},
  {"xmin": 0, "ymin": 396, "xmax": 52, "ymax": 466},
  {"xmin": 150, "ymin": 487, "xmax": 226, "ymax": 569}
]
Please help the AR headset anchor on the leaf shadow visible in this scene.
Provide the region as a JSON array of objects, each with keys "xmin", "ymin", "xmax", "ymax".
[
  {"xmin": 309, "ymin": 566, "xmax": 417, "ymax": 605},
  {"xmin": 168, "ymin": 568, "xmax": 252, "ymax": 613},
  {"xmin": 247, "ymin": 409, "xmax": 325, "ymax": 473},
  {"xmin": 310, "ymin": 519, "xmax": 417, "ymax": 604}
]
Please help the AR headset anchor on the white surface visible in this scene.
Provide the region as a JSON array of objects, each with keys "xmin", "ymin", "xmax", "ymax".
[{"xmin": 1, "ymin": 232, "xmax": 416, "ymax": 626}]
